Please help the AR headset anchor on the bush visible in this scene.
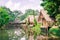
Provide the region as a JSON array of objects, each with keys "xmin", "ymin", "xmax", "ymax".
[{"xmin": 49, "ymin": 26, "xmax": 60, "ymax": 37}]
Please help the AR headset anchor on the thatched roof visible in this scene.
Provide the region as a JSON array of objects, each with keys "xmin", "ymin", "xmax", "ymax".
[
  {"xmin": 23, "ymin": 9, "xmax": 53, "ymax": 24},
  {"xmin": 23, "ymin": 15, "xmax": 38, "ymax": 23},
  {"xmin": 40, "ymin": 9, "xmax": 52, "ymax": 22}
]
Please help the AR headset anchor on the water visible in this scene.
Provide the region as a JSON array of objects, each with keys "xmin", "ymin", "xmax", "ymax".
[{"xmin": 0, "ymin": 28, "xmax": 27, "ymax": 40}]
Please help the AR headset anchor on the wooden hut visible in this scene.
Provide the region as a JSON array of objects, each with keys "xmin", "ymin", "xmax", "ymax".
[
  {"xmin": 38, "ymin": 9, "xmax": 53, "ymax": 28},
  {"xmin": 23, "ymin": 9, "xmax": 54, "ymax": 28},
  {"xmin": 23, "ymin": 15, "xmax": 38, "ymax": 27}
]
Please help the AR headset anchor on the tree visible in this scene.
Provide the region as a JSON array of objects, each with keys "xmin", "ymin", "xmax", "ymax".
[
  {"xmin": 0, "ymin": 7, "xmax": 10, "ymax": 28},
  {"xmin": 41, "ymin": 0, "xmax": 60, "ymax": 18},
  {"xmin": 41, "ymin": 0, "xmax": 60, "ymax": 37},
  {"xmin": 1, "ymin": 7, "xmax": 15, "ymax": 22},
  {"xmin": 25, "ymin": 9, "xmax": 38, "ymax": 15},
  {"xmin": 55, "ymin": 14, "xmax": 60, "ymax": 26},
  {"xmin": 20, "ymin": 9, "xmax": 39, "ymax": 21},
  {"xmin": 49, "ymin": 26, "xmax": 60, "ymax": 37},
  {"xmin": 13, "ymin": 10, "xmax": 23, "ymax": 17},
  {"xmin": 13, "ymin": 10, "xmax": 23, "ymax": 21},
  {"xmin": 0, "ymin": 7, "xmax": 15, "ymax": 28}
]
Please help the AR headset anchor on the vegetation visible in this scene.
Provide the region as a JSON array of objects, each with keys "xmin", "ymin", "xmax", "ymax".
[
  {"xmin": 41, "ymin": 0, "xmax": 60, "ymax": 37},
  {"xmin": 25, "ymin": 13, "xmax": 42, "ymax": 40},
  {"xmin": 49, "ymin": 26, "xmax": 60, "ymax": 37},
  {"xmin": 13, "ymin": 10, "xmax": 23, "ymax": 18},
  {"xmin": 32, "ymin": 18, "xmax": 41, "ymax": 38},
  {"xmin": 20, "ymin": 9, "xmax": 39, "ymax": 21},
  {"xmin": 41, "ymin": 0, "xmax": 60, "ymax": 19},
  {"xmin": 0, "ymin": 6, "xmax": 24, "ymax": 29},
  {"xmin": 0, "ymin": 0, "xmax": 60, "ymax": 39},
  {"xmin": 0, "ymin": 7, "xmax": 18, "ymax": 40},
  {"xmin": 1, "ymin": 7, "xmax": 15, "ymax": 22},
  {"xmin": 55, "ymin": 14, "xmax": 60, "ymax": 26},
  {"xmin": 0, "ymin": 7, "xmax": 11, "ymax": 28}
]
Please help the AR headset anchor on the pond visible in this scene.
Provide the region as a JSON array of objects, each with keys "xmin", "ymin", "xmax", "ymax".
[
  {"xmin": 0, "ymin": 26, "xmax": 60, "ymax": 40},
  {"xmin": 0, "ymin": 28, "xmax": 28, "ymax": 40}
]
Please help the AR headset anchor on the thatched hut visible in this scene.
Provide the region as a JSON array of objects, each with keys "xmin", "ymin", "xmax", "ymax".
[
  {"xmin": 23, "ymin": 9, "xmax": 54, "ymax": 28},
  {"xmin": 38, "ymin": 9, "xmax": 53, "ymax": 28}
]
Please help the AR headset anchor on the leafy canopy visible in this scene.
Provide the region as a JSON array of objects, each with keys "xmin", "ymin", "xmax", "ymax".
[
  {"xmin": 20, "ymin": 9, "xmax": 39, "ymax": 21},
  {"xmin": 55, "ymin": 14, "xmax": 60, "ymax": 25},
  {"xmin": 41, "ymin": 0, "xmax": 60, "ymax": 18},
  {"xmin": 0, "ymin": 7, "xmax": 15, "ymax": 28},
  {"xmin": 49, "ymin": 27, "xmax": 60, "ymax": 37},
  {"xmin": 0, "ymin": 7, "xmax": 10, "ymax": 28}
]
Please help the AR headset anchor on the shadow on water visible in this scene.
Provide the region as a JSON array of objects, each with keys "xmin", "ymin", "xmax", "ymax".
[
  {"xmin": 0, "ymin": 25, "xmax": 60, "ymax": 40},
  {"xmin": 0, "ymin": 29, "xmax": 9, "ymax": 40},
  {"xmin": 0, "ymin": 27, "xmax": 28, "ymax": 40}
]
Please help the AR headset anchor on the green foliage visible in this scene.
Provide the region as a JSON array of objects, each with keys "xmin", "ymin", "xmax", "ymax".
[
  {"xmin": 0, "ymin": 7, "xmax": 10, "ymax": 28},
  {"xmin": 20, "ymin": 14, "xmax": 27, "ymax": 21},
  {"xmin": 9, "ymin": 12, "xmax": 15, "ymax": 22},
  {"xmin": 13, "ymin": 10, "xmax": 23, "ymax": 17},
  {"xmin": 34, "ymin": 18, "xmax": 37, "ymax": 25},
  {"xmin": 49, "ymin": 27, "xmax": 60, "ymax": 37},
  {"xmin": 41, "ymin": 0, "xmax": 60, "ymax": 18},
  {"xmin": 55, "ymin": 14, "xmax": 60, "ymax": 25},
  {"xmin": 20, "ymin": 9, "xmax": 39, "ymax": 21},
  {"xmin": 0, "ymin": 7, "xmax": 15, "ymax": 28},
  {"xmin": 1, "ymin": 7, "xmax": 15, "ymax": 22},
  {"xmin": 32, "ymin": 18, "xmax": 41, "ymax": 38},
  {"xmin": 25, "ymin": 9, "xmax": 38, "ymax": 16}
]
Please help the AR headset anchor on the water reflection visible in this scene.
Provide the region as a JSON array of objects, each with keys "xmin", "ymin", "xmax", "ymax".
[{"xmin": 0, "ymin": 28, "xmax": 27, "ymax": 40}]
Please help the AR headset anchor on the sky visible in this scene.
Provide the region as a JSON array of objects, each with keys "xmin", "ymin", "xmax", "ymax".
[{"xmin": 0, "ymin": 0, "xmax": 43, "ymax": 13}]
